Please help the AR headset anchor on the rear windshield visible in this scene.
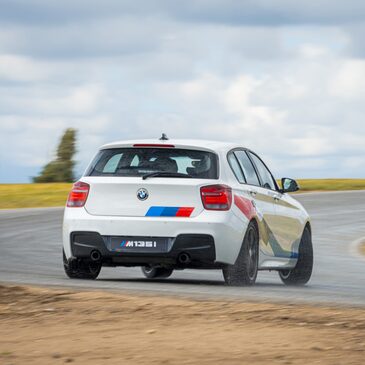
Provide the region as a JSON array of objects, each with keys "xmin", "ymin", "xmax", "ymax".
[{"xmin": 86, "ymin": 148, "xmax": 219, "ymax": 179}]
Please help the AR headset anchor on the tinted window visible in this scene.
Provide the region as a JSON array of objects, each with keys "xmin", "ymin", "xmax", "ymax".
[
  {"xmin": 228, "ymin": 152, "xmax": 245, "ymax": 183},
  {"xmin": 248, "ymin": 152, "xmax": 276, "ymax": 190},
  {"xmin": 234, "ymin": 150, "xmax": 260, "ymax": 186},
  {"xmin": 86, "ymin": 148, "xmax": 218, "ymax": 179}
]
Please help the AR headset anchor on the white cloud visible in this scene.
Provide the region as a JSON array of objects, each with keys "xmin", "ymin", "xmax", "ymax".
[
  {"xmin": 298, "ymin": 44, "xmax": 329, "ymax": 58},
  {"xmin": 147, "ymin": 47, "xmax": 365, "ymax": 178},
  {"xmin": 223, "ymin": 75, "xmax": 287, "ymax": 133},
  {"xmin": 329, "ymin": 59, "xmax": 365, "ymax": 99},
  {"xmin": 0, "ymin": 2, "xmax": 365, "ymax": 181},
  {"xmin": 289, "ymin": 137, "xmax": 335, "ymax": 156},
  {"xmin": 0, "ymin": 54, "xmax": 50, "ymax": 81},
  {"xmin": 32, "ymin": 84, "xmax": 106, "ymax": 115}
]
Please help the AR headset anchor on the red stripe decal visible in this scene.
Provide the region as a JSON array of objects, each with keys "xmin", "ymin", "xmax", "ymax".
[
  {"xmin": 234, "ymin": 195, "xmax": 255, "ymax": 220},
  {"xmin": 175, "ymin": 207, "xmax": 194, "ymax": 217}
]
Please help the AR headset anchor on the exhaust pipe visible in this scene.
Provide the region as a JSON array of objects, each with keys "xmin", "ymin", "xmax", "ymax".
[
  {"xmin": 178, "ymin": 252, "xmax": 191, "ymax": 265},
  {"xmin": 90, "ymin": 250, "xmax": 101, "ymax": 262}
]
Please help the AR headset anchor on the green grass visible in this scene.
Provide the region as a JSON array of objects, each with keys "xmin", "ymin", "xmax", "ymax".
[
  {"xmin": 0, "ymin": 179, "xmax": 365, "ymax": 209},
  {"xmin": 0, "ymin": 183, "xmax": 72, "ymax": 209}
]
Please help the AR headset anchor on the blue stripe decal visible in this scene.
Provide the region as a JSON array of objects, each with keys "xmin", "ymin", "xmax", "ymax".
[
  {"xmin": 145, "ymin": 206, "xmax": 165, "ymax": 216},
  {"xmin": 161, "ymin": 207, "xmax": 179, "ymax": 217},
  {"xmin": 146, "ymin": 206, "xmax": 179, "ymax": 217}
]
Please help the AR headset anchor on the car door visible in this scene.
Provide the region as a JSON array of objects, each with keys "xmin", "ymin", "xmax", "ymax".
[
  {"xmin": 247, "ymin": 152, "xmax": 302, "ymax": 259},
  {"xmin": 232, "ymin": 150, "xmax": 277, "ymax": 258},
  {"xmin": 270, "ymin": 192, "xmax": 304, "ymax": 258}
]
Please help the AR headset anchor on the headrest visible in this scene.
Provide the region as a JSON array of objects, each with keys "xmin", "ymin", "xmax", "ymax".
[{"xmin": 154, "ymin": 157, "xmax": 178, "ymax": 172}]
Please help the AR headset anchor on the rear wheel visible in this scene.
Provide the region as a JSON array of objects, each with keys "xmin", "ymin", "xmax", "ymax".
[
  {"xmin": 63, "ymin": 250, "xmax": 101, "ymax": 280},
  {"xmin": 223, "ymin": 221, "xmax": 259, "ymax": 286},
  {"xmin": 279, "ymin": 226, "xmax": 313, "ymax": 285},
  {"xmin": 141, "ymin": 266, "xmax": 173, "ymax": 279}
]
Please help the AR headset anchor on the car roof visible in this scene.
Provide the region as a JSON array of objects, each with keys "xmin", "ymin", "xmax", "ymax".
[{"xmin": 100, "ymin": 139, "xmax": 244, "ymax": 153}]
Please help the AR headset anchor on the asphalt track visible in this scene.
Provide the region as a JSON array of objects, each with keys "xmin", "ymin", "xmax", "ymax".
[{"xmin": 1, "ymin": 191, "xmax": 365, "ymax": 306}]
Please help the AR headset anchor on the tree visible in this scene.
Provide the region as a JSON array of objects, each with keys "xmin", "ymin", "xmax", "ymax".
[{"xmin": 33, "ymin": 128, "xmax": 77, "ymax": 183}]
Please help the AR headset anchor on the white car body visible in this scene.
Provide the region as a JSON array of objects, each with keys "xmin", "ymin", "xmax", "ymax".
[{"xmin": 63, "ymin": 139, "xmax": 312, "ymax": 283}]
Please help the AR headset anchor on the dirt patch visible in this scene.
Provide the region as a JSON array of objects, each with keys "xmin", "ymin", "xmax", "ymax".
[{"xmin": 0, "ymin": 284, "xmax": 364, "ymax": 364}]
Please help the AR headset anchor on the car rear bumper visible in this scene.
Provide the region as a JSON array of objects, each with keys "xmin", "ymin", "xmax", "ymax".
[
  {"xmin": 70, "ymin": 231, "xmax": 216, "ymax": 268},
  {"xmin": 63, "ymin": 207, "xmax": 247, "ymax": 265}
]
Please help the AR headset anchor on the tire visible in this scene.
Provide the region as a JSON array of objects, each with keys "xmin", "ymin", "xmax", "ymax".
[
  {"xmin": 223, "ymin": 221, "xmax": 259, "ymax": 286},
  {"xmin": 63, "ymin": 250, "xmax": 101, "ymax": 280},
  {"xmin": 141, "ymin": 266, "xmax": 173, "ymax": 279},
  {"xmin": 279, "ymin": 226, "xmax": 313, "ymax": 286}
]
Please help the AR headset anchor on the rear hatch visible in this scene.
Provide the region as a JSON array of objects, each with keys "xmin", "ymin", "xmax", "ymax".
[
  {"xmin": 83, "ymin": 177, "xmax": 208, "ymax": 217},
  {"xmin": 82, "ymin": 146, "xmax": 219, "ymax": 218}
]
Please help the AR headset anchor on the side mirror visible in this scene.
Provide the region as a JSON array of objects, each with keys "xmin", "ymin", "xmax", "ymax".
[{"xmin": 280, "ymin": 178, "xmax": 300, "ymax": 193}]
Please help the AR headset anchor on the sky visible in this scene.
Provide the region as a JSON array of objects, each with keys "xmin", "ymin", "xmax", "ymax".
[{"xmin": 0, "ymin": 0, "xmax": 365, "ymax": 182}]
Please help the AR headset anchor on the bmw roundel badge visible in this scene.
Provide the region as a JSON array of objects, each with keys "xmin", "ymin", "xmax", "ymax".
[{"xmin": 137, "ymin": 188, "xmax": 149, "ymax": 201}]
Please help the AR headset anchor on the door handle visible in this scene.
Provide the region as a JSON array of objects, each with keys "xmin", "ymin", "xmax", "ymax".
[
  {"xmin": 249, "ymin": 190, "xmax": 257, "ymax": 197},
  {"xmin": 274, "ymin": 195, "xmax": 281, "ymax": 202}
]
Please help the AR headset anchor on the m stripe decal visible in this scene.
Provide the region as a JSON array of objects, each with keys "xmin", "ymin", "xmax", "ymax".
[{"xmin": 146, "ymin": 206, "xmax": 194, "ymax": 217}]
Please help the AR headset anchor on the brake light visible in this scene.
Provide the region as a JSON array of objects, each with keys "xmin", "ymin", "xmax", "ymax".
[
  {"xmin": 66, "ymin": 181, "xmax": 90, "ymax": 207},
  {"xmin": 133, "ymin": 144, "xmax": 175, "ymax": 148},
  {"xmin": 200, "ymin": 184, "xmax": 232, "ymax": 211}
]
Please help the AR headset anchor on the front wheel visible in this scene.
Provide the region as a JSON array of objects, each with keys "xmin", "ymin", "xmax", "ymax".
[
  {"xmin": 279, "ymin": 226, "xmax": 313, "ymax": 285},
  {"xmin": 63, "ymin": 250, "xmax": 101, "ymax": 280},
  {"xmin": 141, "ymin": 266, "xmax": 173, "ymax": 279},
  {"xmin": 223, "ymin": 221, "xmax": 259, "ymax": 286}
]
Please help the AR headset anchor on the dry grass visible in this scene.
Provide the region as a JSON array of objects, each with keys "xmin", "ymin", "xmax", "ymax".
[
  {"xmin": 295, "ymin": 179, "xmax": 365, "ymax": 192},
  {"xmin": 0, "ymin": 183, "xmax": 71, "ymax": 209}
]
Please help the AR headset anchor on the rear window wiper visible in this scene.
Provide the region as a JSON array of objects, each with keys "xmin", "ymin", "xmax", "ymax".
[{"xmin": 142, "ymin": 171, "xmax": 192, "ymax": 180}]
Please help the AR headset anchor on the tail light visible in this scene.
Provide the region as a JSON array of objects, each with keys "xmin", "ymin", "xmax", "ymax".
[
  {"xmin": 66, "ymin": 181, "xmax": 90, "ymax": 207},
  {"xmin": 200, "ymin": 184, "xmax": 232, "ymax": 211}
]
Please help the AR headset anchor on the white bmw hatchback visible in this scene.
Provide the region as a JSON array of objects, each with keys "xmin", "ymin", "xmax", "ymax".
[{"xmin": 63, "ymin": 137, "xmax": 313, "ymax": 286}]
